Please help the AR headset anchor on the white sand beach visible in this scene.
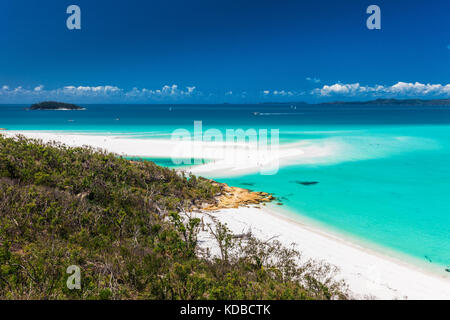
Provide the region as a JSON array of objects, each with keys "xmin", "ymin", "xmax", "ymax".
[
  {"xmin": 2, "ymin": 130, "xmax": 335, "ymax": 177},
  {"xmin": 195, "ymin": 205, "xmax": 450, "ymax": 300},
  {"xmin": 3, "ymin": 130, "xmax": 450, "ymax": 300}
]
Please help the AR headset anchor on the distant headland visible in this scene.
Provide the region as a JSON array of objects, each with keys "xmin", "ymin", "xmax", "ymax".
[
  {"xmin": 28, "ymin": 101, "xmax": 85, "ymax": 110},
  {"xmin": 260, "ymin": 98, "xmax": 450, "ymax": 106},
  {"xmin": 318, "ymin": 98, "xmax": 450, "ymax": 106}
]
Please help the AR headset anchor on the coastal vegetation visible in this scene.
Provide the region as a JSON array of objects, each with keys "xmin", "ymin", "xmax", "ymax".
[
  {"xmin": 28, "ymin": 101, "xmax": 85, "ymax": 110},
  {"xmin": 0, "ymin": 135, "xmax": 348, "ymax": 300}
]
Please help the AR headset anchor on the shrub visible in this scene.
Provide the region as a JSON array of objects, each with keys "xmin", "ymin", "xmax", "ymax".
[{"xmin": 0, "ymin": 135, "xmax": 348, "ymax": 300}]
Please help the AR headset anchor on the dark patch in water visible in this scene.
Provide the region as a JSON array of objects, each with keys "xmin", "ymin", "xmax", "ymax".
[
  {"xmin": 240, "ymin": 182, "xmax": 255, "ymax": 186},
  {"xmin": 292, "ymin": 181, "xmax": 319, "ymax": 186}
]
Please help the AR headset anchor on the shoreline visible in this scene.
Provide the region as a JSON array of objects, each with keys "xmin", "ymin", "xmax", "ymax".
[
  {"xmin": 2, "ymin": 130, "xmax": 450, "ymax": 299},
  {"xmin": 196, "ymin": 204, "xmax": 450, "ymax": 300},
  {"xmin": 272, "ymin": 202, "xmax": 450, "ymax": 277},
  {"xmin": 1, "ymin": 130, "xmax": 335, "ymax": 177}
]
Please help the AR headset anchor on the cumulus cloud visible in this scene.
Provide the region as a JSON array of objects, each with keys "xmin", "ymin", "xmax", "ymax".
[
  {"xmin": 2, "ymin": 81, "xmax": 449, "ymax": 103},
  {"xmin": 312, "ymin": 82, "xmax": 450, "ymax": 98},
  {"xmin": 273, "ymin": 90, "xmax": 294, "ymax": 96},
  {"xmin": 0, "ymin": 84, "xmax": 199, "ymax": 102},
  {"xmin": 124, "ymin": 84, "xmax": 199, "ymax": 100},
  {"xmin": 262, "ymin": 89, "xmax": 305, "ymax": 97},
  {"xmin": 387, "ymin": 82, "xmax": 450, "ymax": 95},
  {"xmin": 63, "ymin": 85, "xmax": 121, "ymax": 93}
]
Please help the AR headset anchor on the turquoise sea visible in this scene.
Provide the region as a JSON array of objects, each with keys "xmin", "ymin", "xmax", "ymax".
[{"xmin": 1, "ymin": 104, "xmax": 449, "ymax": 273}]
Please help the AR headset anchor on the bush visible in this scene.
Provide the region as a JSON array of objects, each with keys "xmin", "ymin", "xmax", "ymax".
[{"xmin": 0, "ymin": 135, "xmax": 348, "ymax": 300}]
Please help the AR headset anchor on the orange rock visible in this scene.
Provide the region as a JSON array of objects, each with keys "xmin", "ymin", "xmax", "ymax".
[{"xmin": 202, "ymin": 182, "xmax": 275, "ymax": 210}]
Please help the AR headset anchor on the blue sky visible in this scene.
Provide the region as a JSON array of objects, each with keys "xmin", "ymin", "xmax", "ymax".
[{"xmin": 0, "ymin": 0, "xmax": 449, "ymax": 103}]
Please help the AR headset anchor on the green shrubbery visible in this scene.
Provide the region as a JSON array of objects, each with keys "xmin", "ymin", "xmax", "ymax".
[{"xmin": 0, "ymin": 135, "xmax": 348, "ymax": 299}]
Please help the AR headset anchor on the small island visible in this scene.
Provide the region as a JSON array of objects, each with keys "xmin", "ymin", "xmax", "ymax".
[{"xmin": 28, "ymin": 101, "xmax": 85, "ymax": 110}]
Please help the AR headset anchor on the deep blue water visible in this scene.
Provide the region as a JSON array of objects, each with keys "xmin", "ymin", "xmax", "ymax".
[{"xmin": 2, "ymin": 104, "xmax": 450, "ymax": 133}]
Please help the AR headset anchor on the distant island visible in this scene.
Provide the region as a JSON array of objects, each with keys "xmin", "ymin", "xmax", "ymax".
[
  {"xmin": 319, "ymin": 98, "xmax": 450, "ymax": 106},
  {"xmin": 260, "ymin": 98, "xmax": 450, "ymax": 106},
  {"xmin": 28, "ymin": 101, "xmax": 85, "ymax": 110}
]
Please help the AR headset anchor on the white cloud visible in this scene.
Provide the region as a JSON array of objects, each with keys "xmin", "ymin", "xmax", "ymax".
[
  {"xmin": 186, "ymin": 86, "xmax": 196, "ymax": 94},
  {"xmin": 273, "ymin": 90, "xmax": 293, "ymax": 96},
  {"xmin": 386, "ymin": 82, "xmax": 450, "ymax": 95},
  {"xmin": 2, "ymin": 81, "xmax": 449, "ymax": 103},
  {"xmin": 312, "ymin": 82, "xmax": 450, "ymax": 98},
  {"xmin": 60, "ymin": 85, "xmax": 122, "ymax": 96},
  {"xmin": 262, "ymin": 89, "xmax": 305, "ymax": 98},
  {"xmin": 0, "ymin": 84, "xmax": 199, "ymax": 102},
  {"xmin": 125, "ymin": 84, "xmax": 198, "ymax": 100},
  {"xmin": 306, "ymin": 77, "xmax": 321, "ymax": 84}
]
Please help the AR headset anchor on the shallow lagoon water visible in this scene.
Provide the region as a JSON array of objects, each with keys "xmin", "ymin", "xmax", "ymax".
[{"xmin": 1, "ymin": 104, "xmax": 449, "ymax": 271}]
